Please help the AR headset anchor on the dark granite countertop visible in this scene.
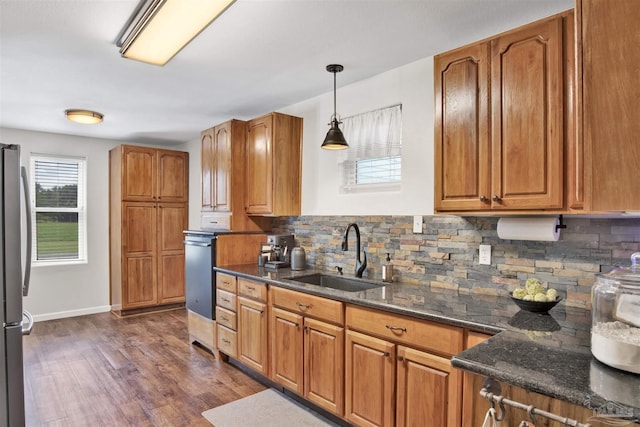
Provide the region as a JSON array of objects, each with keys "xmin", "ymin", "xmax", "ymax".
[{"xmin": 214, "ymin": 264, "xmax": 640, "ymax": 422}]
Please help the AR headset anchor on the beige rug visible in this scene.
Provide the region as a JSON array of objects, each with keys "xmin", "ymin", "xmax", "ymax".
[{"xmin": 202, "ymin": 388, "xmax": 340, "ymax": 427}]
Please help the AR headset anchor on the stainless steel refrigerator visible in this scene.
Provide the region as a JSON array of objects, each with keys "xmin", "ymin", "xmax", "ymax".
[{"xmin": 1, "ymin": 144, "xmax": 33, "ymax": 426}]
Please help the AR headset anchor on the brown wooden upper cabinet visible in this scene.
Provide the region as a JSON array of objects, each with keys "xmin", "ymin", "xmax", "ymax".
[
  {"xmin": 120, "ymin": 145, "xmax": 188, "ymax": 203},
  {"xmin": 200, "ymin": 120, "xmax": 272, "ymax": 231},
  {"xmin": 201, "ymin": 120, "xmax": 241, "ymax": 213},
  {"xmin": 435, "ymin": 11, "xmax": 574, "ymax": 213},
  {"xmin": 246, "ymin": 112, "xmax": 303, "ymax": 217},
  {"xmin": 580, "ymin": 0, "xmax": 640, "ymax": 212}
]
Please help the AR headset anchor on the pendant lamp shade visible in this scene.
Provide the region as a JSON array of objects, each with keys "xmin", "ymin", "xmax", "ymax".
[{"xmin": 322, "ymin": 64, "xmax": 348, "ymax": 150}]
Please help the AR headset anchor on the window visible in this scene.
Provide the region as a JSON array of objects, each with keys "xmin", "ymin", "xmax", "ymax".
[
  {"xmin": 339, "ymin": 104, "xmax": 402, "ymax": 192},
  {"xmin": 30, "ymin": 154, "xmax": 87, "ymax": 265}
]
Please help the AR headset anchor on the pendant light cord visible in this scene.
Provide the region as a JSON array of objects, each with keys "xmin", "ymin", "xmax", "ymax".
[{"xmin": 333, "ymin": 70, "xmax": 337, "ymax": 122}]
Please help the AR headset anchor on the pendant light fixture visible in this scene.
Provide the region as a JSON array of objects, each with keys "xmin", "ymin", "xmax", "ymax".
[{"xmin": 321, "ymin": 64, "xmax": 349, "ymax": 150}]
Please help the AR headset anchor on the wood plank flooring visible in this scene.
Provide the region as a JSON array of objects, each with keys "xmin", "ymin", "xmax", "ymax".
[{"xmin": 23, "ymin": 309, "xmax": 266, "ymax": 426}]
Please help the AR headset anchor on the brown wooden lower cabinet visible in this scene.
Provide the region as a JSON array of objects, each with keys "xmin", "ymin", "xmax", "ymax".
[
  {"xmin": 345, "ymin": 329, "xmax": 396, "ymax": 427},
  {"xmin": 270, "ymin": 288, "xmax": 345, "ymax": 416},
  {"xmin": 344, "ymin": 329, "xmax": 462, "ymax": 427},
  {"xmin": 396, "ymin": 346, "xmax": 462, "ymax": 427},
  {"xmin": 304, "ymin": 317, "xmax": 344, "ymax": 415},
  {"xmin": 238, "ymin": 296, "xmax": 268, "ymax": 375}
]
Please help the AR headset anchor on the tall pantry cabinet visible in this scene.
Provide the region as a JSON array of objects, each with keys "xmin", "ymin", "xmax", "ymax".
[{"xmin": 109, "ymin": 145, "xmax": 188, "ymax": 315}]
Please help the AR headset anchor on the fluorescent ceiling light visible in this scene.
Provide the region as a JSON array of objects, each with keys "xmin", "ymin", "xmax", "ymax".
[
  {"xmin": 65, "ymin": 109, "xmax": 104, "ymax": 124},
  {"xmin": 118, "ymin": 0, "xmax": 236, "ymax": 66}
]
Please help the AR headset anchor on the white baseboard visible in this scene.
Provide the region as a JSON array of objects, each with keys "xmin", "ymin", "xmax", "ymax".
[{"xmin": 32, "ymin": 305, "xmax": 112, "ymax": 322}]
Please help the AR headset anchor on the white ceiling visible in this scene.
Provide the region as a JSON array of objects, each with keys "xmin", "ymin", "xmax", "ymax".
[{"xmin": 0, "ymin": 0, "xmax": 573, "ymax": 146}]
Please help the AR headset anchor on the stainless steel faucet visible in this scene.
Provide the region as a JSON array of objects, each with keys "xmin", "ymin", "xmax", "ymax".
[{"xmin": 342, "ymin": 223, "xmax": 367, "ymax": 278}]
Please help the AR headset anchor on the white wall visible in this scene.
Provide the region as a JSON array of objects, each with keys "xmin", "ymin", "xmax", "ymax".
[
  {"xmin": 0, "ymin": 128, "xmax": 188, "ymax": 320},
  {"xmin": 279, "ymin": 57, "xmax": 435, "ymax": 216},
  {"xmin": 1, "ymin": 128, "xmax": 118, "ymax": 320},
  {"xmin": 176, "ymin": 137, "xmax": 202, "ymax": 229}
]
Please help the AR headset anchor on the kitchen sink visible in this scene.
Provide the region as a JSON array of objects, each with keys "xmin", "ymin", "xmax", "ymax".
[{"xmin": 284, "ymin": 273, "xmax": 382, "ymax": 292}]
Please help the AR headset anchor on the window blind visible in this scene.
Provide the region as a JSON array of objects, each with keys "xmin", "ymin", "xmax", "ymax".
[{"xmin": 339, "ymin": 104, "xmax": 402, "ymax": 192}]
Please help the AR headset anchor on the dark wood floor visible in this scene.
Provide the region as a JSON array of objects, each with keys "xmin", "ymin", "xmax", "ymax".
[{"xmin": 23, "ymin": 309, "xmax": 265, "ymax": 426}]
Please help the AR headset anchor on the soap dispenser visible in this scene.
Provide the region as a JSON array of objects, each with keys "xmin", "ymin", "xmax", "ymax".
[{"xmin": 382, "ymin": 253, "xmax": 393, "ymax": 282}]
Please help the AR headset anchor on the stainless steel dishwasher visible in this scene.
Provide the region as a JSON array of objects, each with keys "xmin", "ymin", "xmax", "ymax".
[{"xmin": 183, "ymin": 230, "xmax": 218, "ymax": 320}]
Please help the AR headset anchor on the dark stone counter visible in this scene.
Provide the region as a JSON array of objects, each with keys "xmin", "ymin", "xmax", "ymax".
[{"xmin": 214, "ymin": 264, "xmax": 640, "ymax": 422}]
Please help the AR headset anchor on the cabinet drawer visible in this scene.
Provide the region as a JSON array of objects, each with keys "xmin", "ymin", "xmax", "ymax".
[
  {"xmin": 238, "ymin": 278, "xmax": 267, "ymax": 302},
  {"xmin": 217, "ymin": 290, "xmax": 236, "ymax": 311},
  {"xmin": 271, "ymin": 287, "xmax": 344, "ymax": 326},
  {"xmin": 216, "ymin": 306, "xmax": 237, "ymax": 330},
  {"xmin": 201, "ymin": 212, "xmax": 231, "ymax": 231},
  {"xmin": 346, "ymin": 305, "xmax": 463, "ymax": 356},
  {"xmin": 217, "ymin": 273, "xmax": 237, "ymax": 293},
  {"xmin": 217, "ymin": 324, "xmax": 237, "ymax": 358}
]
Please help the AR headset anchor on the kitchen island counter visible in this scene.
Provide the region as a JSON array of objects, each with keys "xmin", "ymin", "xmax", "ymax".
[{"xmin": 215, "ymin": 264, "xmax": 640, "ymax": 422}]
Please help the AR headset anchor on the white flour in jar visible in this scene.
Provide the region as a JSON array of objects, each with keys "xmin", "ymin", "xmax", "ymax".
[{"xmin": 592, "ymin": 321, "xmax": 640, "ymax": 374}]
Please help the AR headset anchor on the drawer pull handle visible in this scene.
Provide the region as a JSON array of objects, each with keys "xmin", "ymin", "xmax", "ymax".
[
  {"xmin": 221, "ymin": 298, "xmax": 231, "ymax": 303},
  {"xmin": 221, "ymin": 338, "xmax": 231, "ymax": 344},
  {"xmin": 246, "ymin": 286, "xmax": 256, "ymax": 291},
  {"xmin": 221, "ymin": 316, "xmax": 229, "ymax": 322},
  {"xmin": 223, "ymin": 281, "xmax": 230, "ymax": 285},
  {"xmin": 385, "ymin": 325, "xmax": 407, "ymax": 333},
  {"xmin": 296, "ymin": 302, "xmax": 310, "ymax": 310}
]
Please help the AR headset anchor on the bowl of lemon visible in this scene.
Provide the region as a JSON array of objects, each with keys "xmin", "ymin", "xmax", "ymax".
[{"xmin": 510, "ymin": 278, "xmax": 561, "ymax": 313}]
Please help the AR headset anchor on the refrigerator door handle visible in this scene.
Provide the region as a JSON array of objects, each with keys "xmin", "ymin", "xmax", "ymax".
[
  {"xmin": 21, "ymin": 166, "xmax": 32, "ymax": 297},
  {"xmin": 22, "ymin": 310, "xmax": 34, "ymax": 335}
]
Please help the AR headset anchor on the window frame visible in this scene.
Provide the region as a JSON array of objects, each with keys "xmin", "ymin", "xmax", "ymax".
[
  {"xmin": 338, "ymin": 104, "xmax": 402, "ymax": 194},
  {"xmin": 29, "ymin": 153, "xmax": 88, "ymax": 267}
]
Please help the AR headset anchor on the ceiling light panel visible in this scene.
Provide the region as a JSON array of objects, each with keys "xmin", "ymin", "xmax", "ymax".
[{"xmin": 120, "ymin": 0, "xmax": 236, "ymax": 66}]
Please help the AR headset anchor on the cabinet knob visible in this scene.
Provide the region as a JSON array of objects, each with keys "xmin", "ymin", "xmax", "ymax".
[
  {"xmin": 398, "ymin": 355, "xmax": 404, "ymax": 362},
  {"xmin": 479, "ymin": 196, "xmax": 487, "ymax": 202},
  {"xmin": 383, "ymin": 351, "xmax": 391, "ymax": 357},
  {"xmin": 492, "ymin": 195, "xmax": 502, "ymax": 202}
]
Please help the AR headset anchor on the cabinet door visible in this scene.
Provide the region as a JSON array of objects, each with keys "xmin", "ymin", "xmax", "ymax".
[
  {"xmin": 201, "ymin": 128, "xmax": 214, "ymax": 211},
  {"xmin": 122, "ymin": 145, "xmax": 156, "ymax": 202},
  {"xmin": 304, "ymin": 318, "xmax": 344, "ymax": 416},
  {"xmin": 157, "ymin": 149, "xmax": 188, "ymax": 203},
  {"xmin": 246, "ymin": 115, "xmax": 273, "ymax": 214},
  {"xmin": 238, "ymin": 296, "xmax": 269, "ymax": 375},
  {"xmin": 345, "ymin": 330, "xmax": 395, "ymax": 427},
  {"xmin": 434, "ymin": 42, "xmax": 491, "ymax": 212},
  {"xmin": 214, "ymin": 122, "xmax": 232, "ymax": 212},
  {"xmin": 490, "ymin": 16, "xmax": 564, "ymax": 209},
  {"xmin": 157, "ymin": 203, "xmax": 187, "ymax": 304},
  {"xmin": 582, "ymin": 0, "xmax": 640, "ymax": 211},
  {"xmin": 270, "ymin": 307, "xmax": 303, "ymax": 394},
  {"xmin": 396, "ymin": 346, "xmax": 462, "ymax": 427},
  {"xmin": 122, "ymin": 202, "xmax": 157, "ymax": 308}
]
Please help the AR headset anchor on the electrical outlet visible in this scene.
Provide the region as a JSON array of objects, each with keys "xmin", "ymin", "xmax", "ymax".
[
  {"xmin": 479, "ymin": 244, "xmax": 491, "ymax": 265},
  {"xmin": 413, "ymin": 215, "xmax": 422, "ymax": 233}
]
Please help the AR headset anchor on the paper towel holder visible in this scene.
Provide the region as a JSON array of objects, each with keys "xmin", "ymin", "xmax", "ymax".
[{"xmin": 556, "ymin": 215, "xmax": 567, "ymax": 232}]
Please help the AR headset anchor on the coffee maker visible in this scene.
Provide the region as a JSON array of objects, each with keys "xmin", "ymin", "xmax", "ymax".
[{"xmin": 264, "ymin": 233, "xmax": 295, "ymax": 269}]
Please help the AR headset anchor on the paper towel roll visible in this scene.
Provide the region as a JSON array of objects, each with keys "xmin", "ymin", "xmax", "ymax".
[{"xmin": 496, "ymin": 216, "xmax": 560, "ymax": 241}]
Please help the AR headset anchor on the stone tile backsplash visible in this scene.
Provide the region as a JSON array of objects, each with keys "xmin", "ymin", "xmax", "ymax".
[{"xmin": 273, "ymin": 216, "xmax": 640, "ymax": 308}]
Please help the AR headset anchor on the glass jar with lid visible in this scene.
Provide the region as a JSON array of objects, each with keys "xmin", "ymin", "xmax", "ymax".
[{"xmin": 591, "ymin": 252, "xmax": 640, "ymax": 374}]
